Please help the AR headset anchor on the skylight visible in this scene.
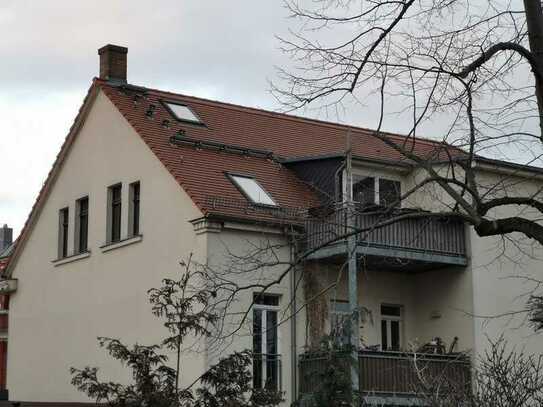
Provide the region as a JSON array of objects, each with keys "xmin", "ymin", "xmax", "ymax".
[
  {"xmin": 163, "ymin": 101, "xmax": 202, "ymax": 124},
  {"xmin": 229, "ymin": 174, "xmax": 277, "ymax": 206}
]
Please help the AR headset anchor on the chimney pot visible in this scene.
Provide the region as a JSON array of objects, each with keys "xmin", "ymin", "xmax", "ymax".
[{"xmin": 98, "ymin": 44, "xmax": 128, "ymax": 83}]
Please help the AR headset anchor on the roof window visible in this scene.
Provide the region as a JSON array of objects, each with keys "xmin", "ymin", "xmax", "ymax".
[
  {"xmin": 163, "ymin": 101, "xmax": 202, "ymax": 124},
  {"xmin": 228, "ymin": 174, "xmax": 277, "ymax": 206}
]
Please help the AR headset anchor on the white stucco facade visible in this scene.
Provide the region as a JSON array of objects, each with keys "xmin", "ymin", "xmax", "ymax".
[
  {"xmin": 5, "ymin": 87, "xmax": 543, "ymax": 405},
  {"xmin": 7, "ymin": 90, "xmax": 206, "ymax": 401}
]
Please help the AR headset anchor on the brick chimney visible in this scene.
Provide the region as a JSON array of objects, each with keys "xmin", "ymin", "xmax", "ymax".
[
  {"xmin": 0, "ymin": 225, "xmax": 12, "ymax": 253},
  {"xmin": 98, "ymin": 44, "xmax": 128, "ymax": 83}
]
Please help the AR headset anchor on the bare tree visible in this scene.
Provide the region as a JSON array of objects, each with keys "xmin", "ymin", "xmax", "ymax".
[
  {"xmin": 273, "ymin": 0, "xmax": 543, "ymax": 244},
  {"xmin": 413, "ymin": 337, "xmax": 543, "ymax": 406}
]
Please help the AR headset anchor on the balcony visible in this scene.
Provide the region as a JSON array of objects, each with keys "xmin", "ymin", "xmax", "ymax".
[
  {"xmin": 299, "ymin": 350, "xmax": 471, "ymax": 403},
  {"xmin": 305, "ymin": 206, "xmax": 467, "ymax": 270}
]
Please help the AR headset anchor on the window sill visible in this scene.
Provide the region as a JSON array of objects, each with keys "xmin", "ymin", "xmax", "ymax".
[
  {"xmin": 100, "ymin": 235, "xmax": 143, "ymax": 253},
  {"xmin": 52, "ymin": 251, "xmax": 91, "ymax": 267}
]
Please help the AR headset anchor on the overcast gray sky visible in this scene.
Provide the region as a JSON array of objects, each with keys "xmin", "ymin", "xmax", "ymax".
[
  {"xmin": 0, "ymin": 0, "xmax": 395, "ymax": 236},
  {"xmin": 1, "ymin": 1, "xmax": 537, "ymax": 237}
]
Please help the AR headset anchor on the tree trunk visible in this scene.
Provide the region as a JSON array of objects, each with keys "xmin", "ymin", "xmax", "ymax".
[{"xmin": 524, "ymin": 0, "xmax": 543, "ymax": 140}]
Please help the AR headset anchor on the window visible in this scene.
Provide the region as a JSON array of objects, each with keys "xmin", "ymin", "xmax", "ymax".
[
  {"xmin": 330, "ymin": 300, "xmax": 351, "ymax": 346},
  {"xmin": 381, "ymin": 304, "xmax": 403, "ymax": 351},
  {"xmin": 228, "ymin": 174, "xmax": 277, "ymax": 206},
  {"xmin": 129, "ymin": 182, "xmax": 140, "ymax": 237},
  {"xmin": 163, "ymin": 101, "xmax": 202, "ymax": 124},
  {"xmin": 253, "ymin": 293, "xmax": 281, "ymax": 391},
  {"xmin": 108, "ymin": 184, "xmax": 122, "ymax": 243},
  {"xmin": 75, "ymin": 197, "xmax": 89, "ymax": 253},
  {"xmin": 351, "ymin": 175, "xmax": 401, "ymax": 207},
  {"xmin": 58, "ymin": 207, "xmax": 69, "ymax": 258},
  {"xmin": 353, "ymin": 176, "xmax": 375, "ymax": 206},
  {"xmin": 379, "ymin": 179, "xmax": 401, "ymax": 207}
]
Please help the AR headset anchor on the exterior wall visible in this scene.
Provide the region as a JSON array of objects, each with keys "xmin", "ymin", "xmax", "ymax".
[
  {"xmin": 204, "ymin": 225, "xmax": 295, "ymax": 405},
  {"xmin": 7, "ymin": 90, "xmax": 205, "ymax": 401},
  {"xmin": 301, "ymin": 263, "xmax": 475, "ymax": 353},
  {"xmin": 404, "ymin": 164, "xmax": 543, "ymax": 358},
  {"xmin": 469, "ymin": 170, "xmax": 543, "ymax": 357}
]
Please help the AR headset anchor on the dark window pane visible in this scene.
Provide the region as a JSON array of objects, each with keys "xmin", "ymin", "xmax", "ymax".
[
  {"xmin": 253, "ymin": 309, "xmax": 263, "ymax": 388},
  {"xmin": 381, "ymin": 320, "xmax": 388, "ymax": 351},
  {"xmin": 266, "ymin": 310, "xmax": 278, "ymax": 390},
  {"xmin": 379, "ymin": 179, "xmax": 401, "ymax": 207},
  {"xmin": 132, "ymin": 183, "xmax": 140, "ymax": 236},
  {"xmin": 60, "ymin": 208, "xmax": 69, "ymax": 258},
  {"xmin": 266, "ymin": 310, "xmax": 277, "ymax": 355},
  {"xmin": 78, "ymin": 197, "xmax": 88, "ymax": 253},
  {"xmin": 353, "ymin": 176, "xmax": 375, "ymax": 206},
  {"xmin": 391, "ymin": 321, "xmax": 400, "ymax": 351},
  {"xmin": 381, "ymin": 305, "xmax": 401, "ymax": 317},
  {"xmin": 110, "ymin": 185, "xmax": 122, "ymax": 242},
  {"xmin": 253, "ymin": 294, "xmax": 279, "ymax": 306}
]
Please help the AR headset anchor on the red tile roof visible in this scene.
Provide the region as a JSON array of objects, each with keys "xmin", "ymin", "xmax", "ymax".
[{"xmin": 99, "ymin": 79, "xmax": 459, "ymax": 220}]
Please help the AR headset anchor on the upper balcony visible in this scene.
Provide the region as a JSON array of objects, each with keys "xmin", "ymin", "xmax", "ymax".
[{"xmin": 304, "ymin": 205, "xmax": 467, "ymax": 270}]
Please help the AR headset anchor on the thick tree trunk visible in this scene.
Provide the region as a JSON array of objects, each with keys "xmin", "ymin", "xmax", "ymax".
[{"xmin": 524, "ymin": 0, "xmax": 543, "ymax": 140}]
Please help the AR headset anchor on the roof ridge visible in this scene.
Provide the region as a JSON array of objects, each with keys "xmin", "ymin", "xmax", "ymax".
[{"xmin": 96, "ymin": 78, "xmax": 452, "ymax": 149}]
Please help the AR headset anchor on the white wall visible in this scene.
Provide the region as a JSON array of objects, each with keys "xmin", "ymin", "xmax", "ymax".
[
  {"xmin": 304, "ymin": 263, "xmax": 475, "ymax": 353},
  {"xmin": 204, "ymin": 226, "xmax": 295, "ymax": 405},
  {"xmin": 8, "ymin": 90, "xmax": 205, "ymax": 401}
]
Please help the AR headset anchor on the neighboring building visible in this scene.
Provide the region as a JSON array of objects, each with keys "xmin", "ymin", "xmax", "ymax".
[
  {"xmin": 2, "ymin": 45, "xmax": 543, "ymax": 405},
  {"xmin": 0, "ymin": 226, "xmax": 13, "ymax": 400},
  {"xmin": 0, "ymin": 226, "xmax": 12, "ymax": 254}
]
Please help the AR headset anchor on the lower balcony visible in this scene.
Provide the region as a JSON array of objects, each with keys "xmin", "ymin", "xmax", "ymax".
[{"xmin": 299, "ymin": 350, "xmax": 471, "ymax": 405}]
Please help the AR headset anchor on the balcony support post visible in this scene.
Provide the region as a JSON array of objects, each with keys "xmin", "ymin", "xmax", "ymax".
[{"xmin": 345, "ymin": 132, "xmax": 360, "ymax": 401}]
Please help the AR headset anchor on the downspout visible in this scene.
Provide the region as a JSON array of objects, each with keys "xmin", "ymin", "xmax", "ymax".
[{"xmin": 289, "ymin": 230, "xmax": 298, "ymax": 402}]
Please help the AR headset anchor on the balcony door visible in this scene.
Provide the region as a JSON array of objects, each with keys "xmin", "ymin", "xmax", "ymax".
[
  {"xmin": 253, "ymin": 294, "xmax": 281, "ymax": 391},
  {"xmin": 381, "ymin": 304, "xmax": 403, "ymax": 351}
]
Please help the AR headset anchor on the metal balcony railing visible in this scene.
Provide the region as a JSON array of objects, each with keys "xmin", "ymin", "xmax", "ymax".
[
  {"xmin": 305, "ymin": 205, "xmax": 467, "ymax": 262},
  {"xmin": 299, "ymin": 350, "xmax": 471, "ymax": 397}
]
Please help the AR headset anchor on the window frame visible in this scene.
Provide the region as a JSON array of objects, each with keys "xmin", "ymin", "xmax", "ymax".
[
  {"xmin": 380, "ymin": 304, "xmax": 403, "ymax": 351},
  {"xmin": 226, "ymin": 172, "xmax": 278, "ymax": 207},
  {"xmin": 252, "ymin": 293, "xmax": 281, "ymax": 391},
  {"xmin": 128, "ymin": 181, "xmax": 141, "ymax": 237},
  {"xmin": 58, "ymin": 207, "xmax": 69, "ymax": 259},
  {"xmin": 107, "ymin": 183, "xmax": 122, "ymax": 244},
  {"xmin": 161, "ymin": 100, "xmax": 204, "ymax": 125},
  {"xmin": 75, "ymin": 196, "xmax": 89, "ymax": 254},
  {"xmin": 348, "ymin": 172, "xmax": 402, "ymax": 208}
]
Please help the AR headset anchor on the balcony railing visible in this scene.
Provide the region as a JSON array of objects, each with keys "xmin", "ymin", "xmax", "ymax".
[
  {"xmin": 305, "ymin": 205, "xmax": 467, "ymax": 265},
  {"xmin": 299, "ymin": 350, "xmax": 471, "ymax": 398}
]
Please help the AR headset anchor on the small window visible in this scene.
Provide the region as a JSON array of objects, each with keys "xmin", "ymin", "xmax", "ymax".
[
  {"xmin": 129, "ymin": 182, "xmax": 140, "ymax": 237},
  {"xmin": 381, "ymin": 304, "xmax": 403, "ymax": 351},
  {"xmin": 108, "ymin": 184, "xmax": 122, "ymax": 243},
  {"xmin": 379, "ymin": 179, "xmax": 401, "ymax": 207},
  {"xmin": 163, "ymin": 101, "xmax": 202, "ymax": 124},
  {"xmin": 75, "ymin": 197, "xmax": 89, "ymax": 254},
  {"xmin": 58, "ymin": 207, "xmax": 69, "ymax": 258},
  {"xmin": 228, "ymin": 174, "xmax": 277, "ymax": 206}
]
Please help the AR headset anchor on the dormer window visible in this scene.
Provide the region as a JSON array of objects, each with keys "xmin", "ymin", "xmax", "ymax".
[
  {"xmin": 227, "ymin": 174, "xmax": 277, "ymax": 207},
  {"xmin": 163, "ymin": 101, "xmax": 202, "ymax": 124},
  {"xmin": 352, "ymin": 175, "xmax": 401, "ymax": 207}
]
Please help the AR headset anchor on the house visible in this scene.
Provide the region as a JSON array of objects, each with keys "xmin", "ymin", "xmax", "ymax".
[
  {"xmin": 2, "ymin": 44, "xmax": 543, "ymax": 405},
  {"xmin": 0, "ymin": 225, "xmax": 13, "ymax": 399}
]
